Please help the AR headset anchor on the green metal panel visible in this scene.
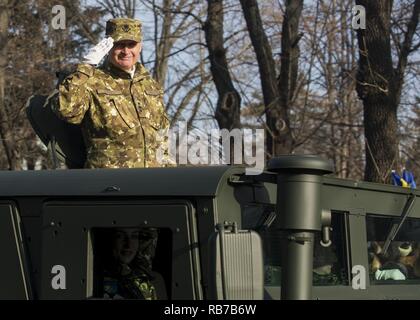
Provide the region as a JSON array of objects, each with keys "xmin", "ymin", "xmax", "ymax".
[
  {"xmin": 322, "ymin": 177, "xmax": 420, "ymax": 217},
  {"xmin": 39, "ymin": 200, "xmax": 197, "ymax": 299},
  {"xmin": 347, "ymin": 209, "xmax": 370, "ymax": 285},
  {"xmin": 215, "ymin": 175, "xmax": 244, "ymax": 229},
  {"xmin": 0, "ymin": 166, "xmax": 245, "ymax": 197},
  {"xmin": 0, "ymin": 203, "xmax": 31, "ymax": 299},
  {"xmin": 195, "ymin": 198, "xmax": 217, "ymax": 299},
  {"xmin": 20, "ymin": 216, "xmax": 42, "ymax": 296}
]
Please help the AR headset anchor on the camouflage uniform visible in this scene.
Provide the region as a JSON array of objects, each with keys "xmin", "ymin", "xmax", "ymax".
[
  {"xmin": 103, "ymin": 269, "xmax": 157, "ymax": 300},
  {"xmin": 54, "ymin": 61, "xmax": 169, "ymax": 168},
  {"xmin": 53, "ymin": 18, "xmax": 171, "ymax": 169}
]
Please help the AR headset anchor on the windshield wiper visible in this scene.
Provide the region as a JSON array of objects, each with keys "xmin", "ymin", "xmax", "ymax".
[{"xmin": 382, "ymin": 193, "xmax": 416, "ymax": 255}]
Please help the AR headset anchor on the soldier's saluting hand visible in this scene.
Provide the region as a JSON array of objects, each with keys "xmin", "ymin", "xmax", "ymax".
[
  {"xmin": 53, "ymin": 18, "xmax": 172, "ymax": 169},
  {"xmin": 82, "ymin": 37, "xmax": 114, "ymax": 65}
]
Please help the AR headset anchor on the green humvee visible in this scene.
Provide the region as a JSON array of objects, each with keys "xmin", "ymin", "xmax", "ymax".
[
  {"xmin": 7, "ymin": 93, "xmax": 418, "ymax": 300},
  {"xmin": 1, "ymin": 154, "xmax": 420, "ymax": 300}
]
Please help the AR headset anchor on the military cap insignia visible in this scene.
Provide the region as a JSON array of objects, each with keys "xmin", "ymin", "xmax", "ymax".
[{"xmin": 122, "ymin": 24, "xmax": 130, "ymax": 32}]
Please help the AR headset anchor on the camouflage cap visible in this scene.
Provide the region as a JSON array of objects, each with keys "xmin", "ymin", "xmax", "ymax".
[{"xmin": 106, "ymin": 18, "xmax": 142, "ymax": 43}]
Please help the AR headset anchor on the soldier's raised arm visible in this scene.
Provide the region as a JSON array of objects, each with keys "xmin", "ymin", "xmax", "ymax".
[{"xmin": 54, "ymin": 38, "xmax": 114, "ymax": 124}]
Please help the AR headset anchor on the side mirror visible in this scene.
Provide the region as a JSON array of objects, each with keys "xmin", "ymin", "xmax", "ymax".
[{"xmin": 208, "ymin": 222, "xmax": 264, "ymax": 300}]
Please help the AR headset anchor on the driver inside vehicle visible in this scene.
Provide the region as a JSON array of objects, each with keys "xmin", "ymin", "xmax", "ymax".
[{"xmin": 102, "ymin": 227, "xmax": 167, "ymax": 299}]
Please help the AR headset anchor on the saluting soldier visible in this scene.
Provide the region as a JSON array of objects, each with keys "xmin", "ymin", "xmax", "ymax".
[
  {"xmin": 52, "ymin": 18, "xmax": 172, "ymax": 278},
  {"xmin": 53, "ymin": 18, "xmax": 171, "ymax": 169}
]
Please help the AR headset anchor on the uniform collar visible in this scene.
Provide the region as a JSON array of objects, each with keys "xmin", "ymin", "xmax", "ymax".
[
  {"xmin": 102, "ymin": 60, "xmax": 149, "ymax": 81},
  {"xmin": 132, "ymin": 63, "xmax": 150, "ymax": 81}
]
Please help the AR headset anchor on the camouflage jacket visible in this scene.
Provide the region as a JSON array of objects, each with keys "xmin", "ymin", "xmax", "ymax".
[
  {"xmin": 54, "ymin": 61, "xmax": 170, "ymax": 168},
  {"xmin": 103, "ymin": 270, "xmax": 157, "ymax": 300}
]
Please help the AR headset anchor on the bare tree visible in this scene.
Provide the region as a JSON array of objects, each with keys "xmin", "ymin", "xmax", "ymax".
[
  {"xmin": 0, "ymin": 0, "xmax": 105, "ymax": 170},
  {"xmin": 355, "ymin": 0, "xmax": 420, "ymax": 182},
  {"xmin": 0, "ymin": 0, "xmax": 21, "ymax": 170},
  {"xmin": 204, "ymin": 0, "xmax": 241, "ymax": 131},
  {"xmin": 97, "ymin": 0, "xmax": 137, "ymax": 18},
  {"xmin": 1, "ymin": 0, "xmax": 417, "ymax": 175},
  {"xmin": 277, "ymin": 0, "xmax": 303, "ymax": 151},
  {"xmin": 240, "ymin": 0, "xmax": 295, "ymax": 159}
]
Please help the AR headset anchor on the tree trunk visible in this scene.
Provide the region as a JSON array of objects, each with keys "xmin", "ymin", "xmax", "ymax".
[
  {"xmin": 278, "ymin": 0, "xmax": 303, "ymax": 151},
  {"xmin": 0, "ymin": 0, "xmax": 21, "ymax": 170},
  {"xmin": 204, "ymin": 0, "xmax": 241, "ymax": 131},
  {"xmin": 240, "ymin": 0, "xmax": 294, "ymax": 158},
  {"xmin": 152, "ymin": 0, "xmax": 192, "ymax": 86},
  {"xmin": 153, "ymin": 0, "xmax": 172, "ymax": 85},
  {"xmin": 355, "ymin": 0, "xmax": 419, "ymax": 182}
]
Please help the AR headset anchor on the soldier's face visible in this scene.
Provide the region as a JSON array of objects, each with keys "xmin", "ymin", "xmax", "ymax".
[
  {"xmin": 112, "ymin": 228, "xmax": 140, "ymax": 265},
  {"xmin": 109, "ymin": 40, "xmax": 141, "ymax": 71}
]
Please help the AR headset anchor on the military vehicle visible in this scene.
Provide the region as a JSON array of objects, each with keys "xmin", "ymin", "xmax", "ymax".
[
  {"xmin": 1, "ymin": 153, "xmax": 420, "ymax": 300},
  {"xmin": 6, "ymin": 92, "xmax": 418, "ymax": 300}
]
